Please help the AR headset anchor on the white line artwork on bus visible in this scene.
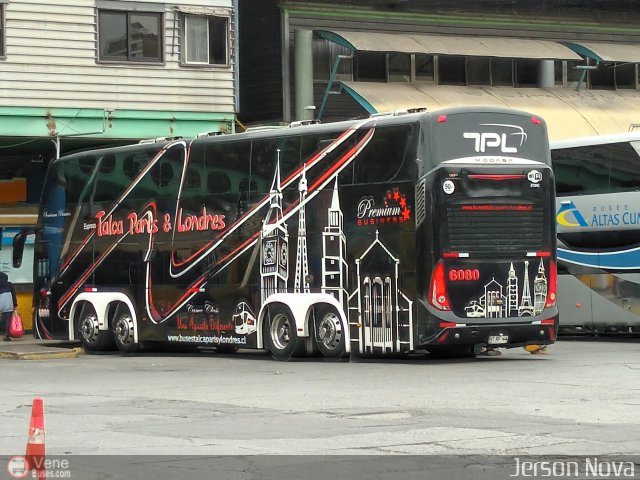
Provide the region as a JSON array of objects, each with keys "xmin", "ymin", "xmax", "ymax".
[
  {"xmin": 294, "ymin": 163, "xmax": 310, "ymax": 293},
  {"xmin": 256, "ymin": 167, "xmax": 415, "ymax": 353},
  {"xmin": 321, "ymin": 179, "xmax": 349, "ymax": 311},
  {"xmin": 260, "ymin": 159, "xmax": 289, "ymax": 304},
  {"xmin": 53, "ymin": 120, "xmax": 377, "ymax": 323},
  {"xmin": 348, "ymin": 231, "xmax": 414, "ymax": 354},
  {"xmin": 464, "ymin": 260, "xmax": 548, "ymax": 318}
]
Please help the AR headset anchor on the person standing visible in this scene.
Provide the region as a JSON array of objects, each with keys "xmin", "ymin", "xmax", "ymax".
[{"xmin": 0, "ymin": 272, "xmax": 17, "ymax": 341}]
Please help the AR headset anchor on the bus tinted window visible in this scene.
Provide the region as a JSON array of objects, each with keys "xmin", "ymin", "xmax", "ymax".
[
  {"xmin": 552, "ymin": 141, "xmax": 640, "ymax": 195},
  {"xmin": 90, "ymin": 149, "xmax": 157, "ymax": 203},
  {"xmin": 353, "ymin": 124, "xmax": 418, "ymax": 184},
  {"xmin": 552, "ymin": 146, "xmax": 608, "ymax": 195},
  {"xmin": 251, "ymin": 136, "xmax": 301, "ymax": 192},
  {"xmin": 429, "ymin": 112, "xmax": 548, "ymax": 169},
  {"xmin": 201, "ymin": 141, "xmax": 252, "ymax": 194},
  {"xmin": 300, "ymin": 131, "xmax": 356, "ymax": 186},
  {"xmin": 610, "ymin": 141, "xmax": 640, "ymax": 192}
]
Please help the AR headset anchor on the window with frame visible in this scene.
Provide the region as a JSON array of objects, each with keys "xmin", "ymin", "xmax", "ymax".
[
  {"xmin": 98, "ymin": 9, "xmax": 162, "ymax": 63},
  {"xmin": 183, "ymin": 14, "xmax": 229, "ymax": 65},
  {"xmin": 355, "ymin": 51, "xmax": 386, "ymax": 81}
]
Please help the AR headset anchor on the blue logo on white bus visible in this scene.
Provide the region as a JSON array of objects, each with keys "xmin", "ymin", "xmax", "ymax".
[{"xmin": 556, "ymin": 201, "xmax": 588, "ymax": 227}]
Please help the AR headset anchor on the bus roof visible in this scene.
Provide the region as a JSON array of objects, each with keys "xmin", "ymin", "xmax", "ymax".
[
  {"xmin": 54, "ymin": 105, "xmax": 544, "ymax": 163},
  {"xmin": 550, "ymin": 131, "xmax": 640, "ymax": 149}
]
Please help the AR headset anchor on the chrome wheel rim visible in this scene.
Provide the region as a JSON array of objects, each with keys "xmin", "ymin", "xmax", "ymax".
[
  {"xmin": 317, "ymin": 312, "xmax": 342, "ymax": 351},
  {"xmin": 270, "ymin": 313, "xmax": 292, "ymax": 351},
  {"xmin": 114, "ymin": 314, "xmax": 135, "ymax": 345},
  {"xmin": 79, "ymin": 314, "xmax": 99, "ymax": 344}
]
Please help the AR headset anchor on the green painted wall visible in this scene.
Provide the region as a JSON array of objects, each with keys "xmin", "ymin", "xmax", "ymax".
[{"xmin": 0, "ymin": 107, "xmax": 235, "ymax": 140}]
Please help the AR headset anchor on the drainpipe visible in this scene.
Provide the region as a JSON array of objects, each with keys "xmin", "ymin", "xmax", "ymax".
[{"xmin": 294, "ymin": 29, "xmax": 314, "ymax": 121}]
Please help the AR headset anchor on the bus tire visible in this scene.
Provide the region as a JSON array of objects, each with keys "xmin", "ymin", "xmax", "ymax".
[
  {"xmin": 266, "ymin": 304, "xmax": 304, "ymax": 361},
  {"xmin": 112, "ymin": 305, "xmax": 140, "ymax": 354},
  {"xmin": 77, "ymin": 304, "xmax": 115, "ymax": 353},
  {"xmin": 314, "ymin": 306, "xmax": 346, "ymax": 359}
]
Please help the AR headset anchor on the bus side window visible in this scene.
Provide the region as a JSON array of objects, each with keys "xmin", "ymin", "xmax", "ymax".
[
  {"xmin": 608, "ymin": 141, "xmax": 640, "ymax": 193},
  {"xmin": 202, "ymin": 141, "xmax": 252, "ymax": 196},
  {"xmin": 301, "ymin": 133, "xmax": 355, "ymax": 186},
  {"xmin": 552, "ymin": 146, "xmax": 610, "ymax": 195},
  {"xmin": 251, "ymin": 137, "xmax": 301, "ymax": 193},
  {"xmin": 92, "ymin": 154, "xmax": 123, "ymax": 203},
  {"xmin": 352, "ymin": 124, "xmax": 418, "ymax": 184}
]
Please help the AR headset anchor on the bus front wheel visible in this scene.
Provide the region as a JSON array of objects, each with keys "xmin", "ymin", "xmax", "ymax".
[
  {"xmin": 77, "ymin": 304, "xmax": 115, "ymax": 353},
  {"xmin": 265, "ymin": 304, "xmax": 303, "ymax": 361},
  {"xmin": 314, "ymin": 306, "xmax": 346, "ymax": 359},
  {"xmin": 113, "ymin": 305, "xmax": 139, "ymax": 354}
]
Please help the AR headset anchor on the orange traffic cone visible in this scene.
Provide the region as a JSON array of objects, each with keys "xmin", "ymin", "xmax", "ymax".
[{"xmin": 25, "ymin": 397, "xmax": 46, "ymax": 479}]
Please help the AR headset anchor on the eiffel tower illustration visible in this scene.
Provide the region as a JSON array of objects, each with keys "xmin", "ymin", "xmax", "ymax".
[
  {"xmin": 507, "ymin": 262, "xmax": 519, "ymax": 317},
  {"xmin": 294, "ymin": 164, "xmax": 310, "ymax": 293},
  {"xmin": 518, "ymin": 260, "xmax": 534, "ymax": 316}
]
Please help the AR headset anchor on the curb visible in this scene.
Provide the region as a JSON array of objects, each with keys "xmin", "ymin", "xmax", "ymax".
[{"xmin": 0, "ymin": 347, "xmax": 84, "ymax": 360}]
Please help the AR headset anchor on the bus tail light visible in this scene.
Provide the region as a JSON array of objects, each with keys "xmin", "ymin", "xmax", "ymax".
[
  {"xmin": 545, "ymin": 260, "xmax": 557, "ymax": 308},
  {"xmin": 429, "ymin": 261, "xmax": 451, "ymax": 311}
]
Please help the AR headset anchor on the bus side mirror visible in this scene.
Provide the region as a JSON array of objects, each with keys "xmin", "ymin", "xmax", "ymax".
[{"xmin": 12, "ymin": 229, "xmax": 29, "ymax": 269}]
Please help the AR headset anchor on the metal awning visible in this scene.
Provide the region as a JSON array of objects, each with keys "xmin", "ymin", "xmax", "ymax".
[
  {"xmin": 317, "ymin": 30, "xmax": 582, "ymax": 60},
  {"xmin": 561, "ymin": 41, "xmax": 640, "ymax": 63},
  {"xmin": 338, "ymin": 81, "xmax": 640, "ymax": 141}
]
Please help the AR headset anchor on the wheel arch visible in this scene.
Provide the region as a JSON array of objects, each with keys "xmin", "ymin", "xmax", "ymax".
[
  {"xmin": 68, "ymin": 292, "xmax": 138, "ymax": 343},
  {"xmin": 257, "ymin": 293, "xmax": 350, "ymax": 352}
]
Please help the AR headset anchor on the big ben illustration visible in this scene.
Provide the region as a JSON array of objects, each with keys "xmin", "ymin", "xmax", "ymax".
[
  {"xmin": 533, "ymin": 260, "xmax": 548, "ymax": 315},
  {"xmin": 261, "ymin": 156, "xmax": 289, "ymax": 304}
]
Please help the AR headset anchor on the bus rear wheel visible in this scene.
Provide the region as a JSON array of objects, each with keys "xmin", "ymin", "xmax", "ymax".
[
  {"xmin": 78, "ymin": 304, "xmax": 115, "ymax": 353},
  {"xmin": 113, "ymin": 306, "xmax": 139, "ymax": 354},
  {"xmin": 314, "ymin": 306, "xmax": 346, "ymax": 359},
  {"xmin": 266, "ymin": 305, "xmax": 303, "ymax": 361}
]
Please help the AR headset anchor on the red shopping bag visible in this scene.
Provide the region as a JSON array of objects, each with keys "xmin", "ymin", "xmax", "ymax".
[{"xmin": 9, "ymin": 311, "xmax": 24, "ymax": 338}]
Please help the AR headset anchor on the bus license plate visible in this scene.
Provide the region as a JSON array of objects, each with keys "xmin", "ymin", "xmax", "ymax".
[{"xmin": 488, "ymin": 334, "xmax": 509, "ymax": 345}]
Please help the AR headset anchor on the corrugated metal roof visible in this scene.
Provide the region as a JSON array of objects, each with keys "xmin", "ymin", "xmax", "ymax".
[
  {"xmin": 318, "ymin": 30, "xmax": 582, "ymax": 60},
  {"xmin": 339, "ymin": 81, "xmax": 640, "ymax": 141}
]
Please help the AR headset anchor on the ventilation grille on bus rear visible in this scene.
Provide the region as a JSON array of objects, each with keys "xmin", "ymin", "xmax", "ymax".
[
  {"xmin": 446, "ymin": 205, "xmax": 545, "ymax": 256},
  {"xmin": 415, "ymin": 179, "xmax": 426, "ymax": 226}
]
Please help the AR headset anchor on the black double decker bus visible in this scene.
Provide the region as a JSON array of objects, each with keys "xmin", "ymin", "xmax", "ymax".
[{"xmin": 16, "ymin": 106, "xmax": 557, "ymax": 359}]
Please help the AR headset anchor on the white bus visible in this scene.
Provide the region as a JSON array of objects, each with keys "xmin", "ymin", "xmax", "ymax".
[{"xmin": 551, "ymin": 132, "xmax": 640, "ymax": 335}]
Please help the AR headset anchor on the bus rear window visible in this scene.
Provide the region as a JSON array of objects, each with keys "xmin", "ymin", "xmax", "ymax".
[{"xmin": 429, "ymin": 112, "xmax": 549, "ymax": 170}]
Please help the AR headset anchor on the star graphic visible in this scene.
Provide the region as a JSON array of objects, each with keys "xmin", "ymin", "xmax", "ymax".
[
  {"xmin": 393, "ymin": 191, "xmax": 400, "ymax": 201},
  {"xmin": 399, "ymin": 197, "xmax": 407, "ymax": 208},
  {"xmin": 402, "ymin": 208, "xmax": 411, "ymax": 221}
]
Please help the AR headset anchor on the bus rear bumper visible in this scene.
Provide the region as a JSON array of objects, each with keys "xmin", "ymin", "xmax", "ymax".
[{"xmin": 425, "ymin": 320, "xmax": 558, "ymax": 350}]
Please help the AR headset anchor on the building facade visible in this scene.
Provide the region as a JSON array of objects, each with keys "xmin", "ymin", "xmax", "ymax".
[
  {"xmin": 238, "ymin": 0, "xmax": 640, "ymax": 140},
  {"xmin": 0, "ymin": 0, "xmax": 237, "ymax": 325}
]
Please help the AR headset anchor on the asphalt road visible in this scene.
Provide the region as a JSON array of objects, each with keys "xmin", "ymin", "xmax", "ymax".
[{"xmin": 1, "ymin": 338, "xmax": 640, "ymax": 479}]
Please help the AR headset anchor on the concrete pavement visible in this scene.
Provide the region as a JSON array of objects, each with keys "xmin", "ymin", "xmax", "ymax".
[{"xmin": 0, "ymin": 334, "xmax": 82, "ymax": 360}]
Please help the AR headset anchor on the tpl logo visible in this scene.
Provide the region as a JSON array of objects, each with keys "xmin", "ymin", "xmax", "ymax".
[{"xmin": 463, "ymin": 124, "xmax": 528, "ymax": 153}]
